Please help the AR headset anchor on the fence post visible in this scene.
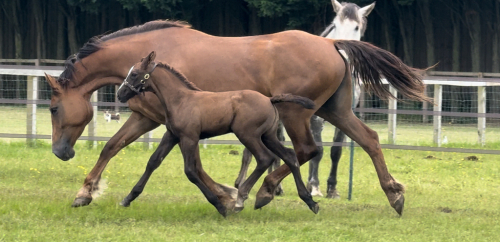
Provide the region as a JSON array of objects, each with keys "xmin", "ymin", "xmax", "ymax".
[
  {"xmin": 143, "ymin": 131, "xmax": 153, "ymax": 150},
  {"xmin": 26, "ymin": 74, "xmax": 38, "ymax": 147},
  {"xmin": 433, "ymin": 84, "xmax": 443, "ymax": 146},
  {"xmin": 388, "ymin": 86, "xmax": 397, "ymax": 144},
  {"xmin": 478, "ymin": 85, "xmax": 486, "ymax": 146},
  {"xmin": 88, "ymin": 91, "xmax": 98, "ymax": 149},
  {"xmin": 422, "ymin": 86, "xmax": 428, "ymax": 123}
]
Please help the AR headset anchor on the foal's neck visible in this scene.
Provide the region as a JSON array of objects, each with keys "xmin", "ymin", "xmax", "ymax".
[{"xmin": 149, "ymin": 67, "xmax": 198, "ymax": 119}]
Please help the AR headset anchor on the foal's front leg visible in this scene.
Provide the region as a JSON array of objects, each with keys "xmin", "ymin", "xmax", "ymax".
[
  {"xmin": 179, "ymin": 137, "xmax": 228, "ymax": 216},
  {"xmin": 120, "ymin": 130, "xmax": 179, "ymax": 207}
]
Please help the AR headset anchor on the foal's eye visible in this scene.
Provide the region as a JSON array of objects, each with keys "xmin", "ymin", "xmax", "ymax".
[
  {"xmin": 130, "ymin": 72, "xmax": 138, "ymax": 78},
  {"xmin": 49, "ymin": 107, "xmax": 58, "ymax": 115},
  {"xmin": 355, "ymin": 26, "xmax": 359, "ymax": 31},
  {"xmin": 332, "ymin": 24, "xmax": 336, "ymax": 29}
]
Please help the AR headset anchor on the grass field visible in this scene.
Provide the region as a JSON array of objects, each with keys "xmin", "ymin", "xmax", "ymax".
[
  {"xmin": 1, "ymin": 140, "xmax": 499, "ymax": 241},
  {"xmin": 2, "ymin": 106, "xmax": 500, "ymax": 149}
]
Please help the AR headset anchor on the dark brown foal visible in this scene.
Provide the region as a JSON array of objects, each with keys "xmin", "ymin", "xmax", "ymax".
[{"xmin": 117, "ymin": 51, "xmax": 319, "ymax": 216}]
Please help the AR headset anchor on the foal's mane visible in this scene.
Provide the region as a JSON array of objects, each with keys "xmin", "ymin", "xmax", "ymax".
[
  {"xmin": 155, "ymin": 62, "xmax": 202, "ymax": 91},
  {"xmin": 58, "ymin": 20, "xmax": 190, "ymax": 86}
]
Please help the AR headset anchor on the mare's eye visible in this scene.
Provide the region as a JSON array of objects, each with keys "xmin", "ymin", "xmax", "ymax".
[
  {"xmin": 50, "ymin": 107, "xmax": 58, "ymax": 115},
  {"xmin": 355, "ymin": 26, "xmax": 359, "ymax": 31}
]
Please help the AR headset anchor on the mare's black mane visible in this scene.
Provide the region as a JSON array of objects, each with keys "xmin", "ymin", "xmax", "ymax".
[{"xmin": 58, "ymin": 20, "xmax": 190, "ymax": 86}]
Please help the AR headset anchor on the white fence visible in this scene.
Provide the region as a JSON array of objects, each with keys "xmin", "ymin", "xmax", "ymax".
[{"xmin": 1, "ymin": 63, "xmax": 500, "ymax": 153}]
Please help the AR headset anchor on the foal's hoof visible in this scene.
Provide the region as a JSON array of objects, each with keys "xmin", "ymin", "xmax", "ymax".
[
  {"xmin": 254, "ymin": 196, "xmax": 273, "ymax": 210},
  {"xmin": 274, "ymin": 185, "xmax": 285, "ymax": 196},
  {"xmin": 119, "ymin": 199, "xmax": 131, "ymax": 207},
  {"xmin": 309, "ymin": 203, "xmax": 320, "ymax": 214},
  {"xmin": 71, "ymin": 197, "xmax": 92, "ymax": 207},
  {"xmin": 392, "ymin": 194, "xmax": 405, "ymax": 216},
  {"xmin": 233, "ymin": 206, "xmax": 244, "ymax": 214}
]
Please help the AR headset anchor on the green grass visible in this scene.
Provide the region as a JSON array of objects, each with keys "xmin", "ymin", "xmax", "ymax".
[
  {"xmin": 2, "ymin": 106, "xmax": 500, "ymax": 149},
  {"xmin": 1, "ymin": 141, "xmax": 499, "ymax": 241}
]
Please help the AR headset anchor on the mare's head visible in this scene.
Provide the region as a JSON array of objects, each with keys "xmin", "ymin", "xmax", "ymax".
[
  {"xmin": 45, "ymin": 73, "xmax": 93, "ymax": 160},
  {"xmin": 321, "ymin": 0, "xmax": 375, "ymax": 40},
  {"xmin": 117, "ymin": 51, "xmax": 157, "ymax": 103}
]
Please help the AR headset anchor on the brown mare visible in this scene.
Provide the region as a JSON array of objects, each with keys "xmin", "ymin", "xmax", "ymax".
[
  {"xmin": 116, "ymin": 51, "xmax": 318, "ymax": 216},
  {"xmin": 46, "ymin": 20, "xmax": 430, "ymax": 215}
]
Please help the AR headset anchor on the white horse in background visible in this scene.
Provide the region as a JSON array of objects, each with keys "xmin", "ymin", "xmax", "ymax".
[{"xmin": 307, "ymin": 0, "xmax": 375, "ymax": 198}]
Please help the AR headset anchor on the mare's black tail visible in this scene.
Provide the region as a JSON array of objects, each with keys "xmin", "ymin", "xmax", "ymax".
[{"xmin": 270, "ymin": 94, "xmax": 315, "ymax": 109}]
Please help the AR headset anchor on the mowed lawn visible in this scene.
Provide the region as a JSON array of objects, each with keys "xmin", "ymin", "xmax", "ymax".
[{"xmin": 0, "ymin": 141, "xmax": 499, "ymax": 241}]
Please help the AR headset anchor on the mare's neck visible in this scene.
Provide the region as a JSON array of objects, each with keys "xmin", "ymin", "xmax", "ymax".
[
  {"xmin": 71, "ymin": 44, "xmax": 143, "ymax": 97},
  {"xmin": 149, "ymin": 67, "xmax": 197, "ymax": 120}
]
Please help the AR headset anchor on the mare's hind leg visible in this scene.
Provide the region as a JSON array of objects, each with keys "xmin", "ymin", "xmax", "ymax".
[
  {"xmin": 262, "ymin": 132, "xmax": 318, "ymax": 214},
  {"xmin": 326, "ymin": 128, "xmax": 345, "ymax": 199},
  {"xmin": 315, "ymin": 76, "xmax": 405, "ymax": 215},
  {"xmin": 179, "ymin": 137, "xmax": 228, "ymax": 216},
  {"xmin": 121, "ymin": 130, "xmax": 179, "ymax": 207},
  {"xmin": 307, "ymin": 115, "xmax": 324, "ymax": 197}
]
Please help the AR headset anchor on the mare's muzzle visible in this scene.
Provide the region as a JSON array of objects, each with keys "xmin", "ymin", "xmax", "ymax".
[{"xmin": 52, "ymin": 139, "xmax": 75, "ymax": 161}]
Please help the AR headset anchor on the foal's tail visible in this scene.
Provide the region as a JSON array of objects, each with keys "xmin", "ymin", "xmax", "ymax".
[
  {"xmin": 270, "ymin": 94, "xmax": 315, "ymax": 109},
  {"xmin": 333, "ymin": 40, "xmax": 433, "ymax": 103}
]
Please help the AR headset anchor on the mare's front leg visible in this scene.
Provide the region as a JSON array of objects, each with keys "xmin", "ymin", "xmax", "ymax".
[
  {"xmin": 120, "ymin": 130, "xmax": 179, "ymax": 207},
  {"xmin": 179, "ymin": 137, "xmax": 227, "ymax": 216},
  {"xmin": 307, "ymin": 115, "xmax": 324, "ymax": 197},
  {"xmin": 72, "ymin": 112, "xmax": 160, "ymax": 207}
]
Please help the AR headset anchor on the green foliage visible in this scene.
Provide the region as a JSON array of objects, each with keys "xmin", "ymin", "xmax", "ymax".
[{"xmin": 245, "ymin": 0, "xmax": 329, "ymax": 29}]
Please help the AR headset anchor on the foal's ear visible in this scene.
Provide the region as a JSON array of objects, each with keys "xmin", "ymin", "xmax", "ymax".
[
  {"xmin": 44, "ymin": 73, "xmax": 62, "ymax": 94},
  {"xmin": 141, "ymin": 51, "xmax": 157, "ymax": 70}
]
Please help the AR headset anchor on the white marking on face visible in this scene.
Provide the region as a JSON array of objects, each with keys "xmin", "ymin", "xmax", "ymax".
[
  {"xmin": 118, "ymin": 66, "xmax": 135, "ymax": 92},
  {"xmin": 325, "ymin": 19, "xmax": 361, "ymax": 41}
]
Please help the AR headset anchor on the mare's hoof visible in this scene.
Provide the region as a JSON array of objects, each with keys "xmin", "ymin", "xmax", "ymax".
[
  {"xmin": 310, "ymin": 203, "xmax": 320, "ymax": 214},
  {"xmin": 392, "ymin": 194, "xmax": 405, "ymax": 216},
  {"xmin": 72, "ymin": 197, "xmax": 92, "ymax": 207},
  {"xmin": 326, "ymin": 188, "xmax": 340, "ymax": 199}
]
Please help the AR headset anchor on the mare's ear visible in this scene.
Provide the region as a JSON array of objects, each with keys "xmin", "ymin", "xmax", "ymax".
[
  {"xmin": 141, "ymin": 51, "xmax": 156, "ymax": 70},
  {"xmin": 44, "ymin": 73, "xmax": 62, "ymax": 94},
  {"xmin": 359, "ymin": 2, "xmax": 376, "ymax": 17},
  {"xmin": 331, "ymin": 0, "xmax": 342, "ymax": 13}
]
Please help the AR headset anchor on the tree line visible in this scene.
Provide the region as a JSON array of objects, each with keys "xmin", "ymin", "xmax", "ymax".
[{"xmin": 0, "ymin": 0, "xmax": 499, "ymax": 73}]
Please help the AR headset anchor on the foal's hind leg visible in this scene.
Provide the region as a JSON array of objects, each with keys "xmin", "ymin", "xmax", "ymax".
[
  {"xmin": 307, "ymin": 115, "xmax": 324, "ymax": 197},
  {"xmin": 255, "ymin": 109, "xmax": 318, "ymax": 209},
  {"xmin": 232, "ymin": 135, "xmax": 276, "ymax": 212},
  {"xmin": 121, "ymin": 130, "xmax": 179, "ymax": 207},
  {"xmin": 262, "ymin": 132, "xmax": 318, "ymax": 214}
]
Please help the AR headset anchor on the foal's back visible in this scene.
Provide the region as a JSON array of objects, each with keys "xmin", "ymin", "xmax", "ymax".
[{"xmin": 174, "ymin": 90, "xmax": 277, "ymax": 139}]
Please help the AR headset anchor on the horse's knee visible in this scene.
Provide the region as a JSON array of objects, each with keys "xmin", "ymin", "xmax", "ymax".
[{"xmin": 296, "ymin": 145, "xmax": 319, "ymax": 163}]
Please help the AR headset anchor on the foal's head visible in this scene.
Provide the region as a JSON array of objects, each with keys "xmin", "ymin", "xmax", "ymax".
[
  {"xmin": 321, "ymin": 0, "xmax": 375, "ymax": 40},
  {"xmin": 117, "ymin": 51, "xmax": 158, "ymax": 103}
]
